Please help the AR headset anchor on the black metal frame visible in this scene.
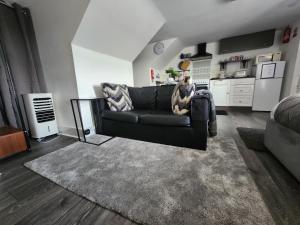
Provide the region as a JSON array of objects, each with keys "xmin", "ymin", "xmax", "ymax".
[{"xmin": 70, "ymin": 98, "xmax": 107, "ymax": 146}]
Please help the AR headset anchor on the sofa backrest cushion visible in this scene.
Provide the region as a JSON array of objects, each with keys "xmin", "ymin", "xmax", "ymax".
[
  {"xmin": 156, "ymin": 85, "xmax": 175, "ymax": 111},
  {"xmin": 274, "ymin": 95, "xmax": 300, "ymax": 134},
  {"xmin": 128, "ymin": 86, "xmax": 157, "ymax": 110}
]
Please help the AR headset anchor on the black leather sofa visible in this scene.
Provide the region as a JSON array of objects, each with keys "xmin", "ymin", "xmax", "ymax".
[{"xmin": 91, "ymin": 85, "xmax": 210, "ymax": 150}]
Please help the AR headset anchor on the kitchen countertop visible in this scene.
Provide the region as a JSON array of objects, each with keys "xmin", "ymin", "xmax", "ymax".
[{"xmin": 210, "ymin": 76, "xmax": 255, "ymax": 80}]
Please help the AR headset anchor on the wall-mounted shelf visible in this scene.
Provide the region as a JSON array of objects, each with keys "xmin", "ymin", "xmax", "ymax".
[{"xmin": 219, "ymin": 58, "xmax": 252, "ymax": 70}]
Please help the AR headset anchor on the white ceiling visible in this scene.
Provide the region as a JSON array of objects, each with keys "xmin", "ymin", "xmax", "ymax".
[
  {"xmin": 151, "ymin": 0, "xmax": 300, "ymax": 45},
  {"xmin": 72, "ymin": 0, "xmax": 165, "ymax": 62},
  {"xmin": 11, "ymin": 0, "xmax": 300, "ymax": 56},
  {"xmin": 11, "ymin": 0, "xmax": 165, "ymax": 62}
]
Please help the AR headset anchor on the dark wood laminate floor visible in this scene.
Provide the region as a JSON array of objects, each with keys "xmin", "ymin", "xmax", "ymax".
[{"xmin": 1, "ymin": 108, "xmax": 300, "ymax": 225}]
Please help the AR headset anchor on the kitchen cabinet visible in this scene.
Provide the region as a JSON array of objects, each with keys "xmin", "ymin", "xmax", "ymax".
[
  {"xmin": 210, "ymin": 78, "xmax": 255, "ymax": 107},
  {"xmin": 210, "ymin": 80, "xmax": 230, "ymax": 106}
]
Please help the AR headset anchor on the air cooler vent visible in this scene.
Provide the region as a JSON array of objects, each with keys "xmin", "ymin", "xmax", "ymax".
[
  {"xmin": 23, "ymin": 93, "xmax": 58, "ymax": 139},
  {"xmin": 33, "ymin": 98, "xmax": 55, "ymax": 123}
]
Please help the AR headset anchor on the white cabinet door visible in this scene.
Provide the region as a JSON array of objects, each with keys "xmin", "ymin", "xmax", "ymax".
[
  {"xmin": 252, "ymin": 78, "xmax": 283, "ymax": 111},
  {"xmin": 231, "ymin": 85, "xmax": 254, "ymax": 96},
  {"xmin": 229, "ymin": 96, "xmax": 253, "ymax": 106},
  {"xmin": 210, "ymin": 80, "xmax": 230, "ymax": 106}
]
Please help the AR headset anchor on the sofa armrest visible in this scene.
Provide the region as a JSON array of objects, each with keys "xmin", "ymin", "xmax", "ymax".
[
  {"xmin": 190, "ymin": 96, "xmax": 209, "ymax": 150},
  {"xmin": 91, "ymin": 98, "xmax": 107, "ymax": 134},
  {"xmin": 191, "ymin": 96, "xmax": 209, "ymax": 123}
]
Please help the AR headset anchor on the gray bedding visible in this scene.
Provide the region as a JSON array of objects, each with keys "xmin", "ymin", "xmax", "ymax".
[{"xmin": 274, "ymin": 95, "xmax": 300, "ymax": 134}]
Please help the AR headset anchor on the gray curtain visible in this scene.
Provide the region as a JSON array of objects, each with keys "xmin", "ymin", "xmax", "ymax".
[
  {"xmin": 14, "ymin": 3, "xmax": 47, "ymax": 92},
  {"xmin": 0, "ymin": 3, "xmax": 46, "ymax": 128},
  {"xmin": 0, "ymin": 42, "xmax": 23, "ymax": 128},
  {"xmin": 0, "ymin": 74, "xmax": 9, "ymax": 126}
]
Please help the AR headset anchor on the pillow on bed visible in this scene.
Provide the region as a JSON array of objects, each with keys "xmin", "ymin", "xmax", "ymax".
[
  {"xmin": 102, "ymin": 83, "xmax": 133, "ymax": 112},
  {"xmin": 273, "ymin": 94, "xmax": 300, "ymax": 133}
]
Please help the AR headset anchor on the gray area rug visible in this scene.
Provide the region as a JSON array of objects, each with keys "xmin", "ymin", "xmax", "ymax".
[
  {"xmin": 237, "ymin": 127, "xmax": 268, "ymax": 152},
  {"xmin": 25, "ymin": 137, "xmax": 275, "ymax": 225},
  {"xmin": 85, "ymin": 134, "xmax": 112, "ymax": 145}
]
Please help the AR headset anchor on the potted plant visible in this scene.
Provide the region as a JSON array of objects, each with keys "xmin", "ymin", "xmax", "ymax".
[{"xmin": 165, "ymin": 67, "xmax": 180, "ymax": 80}]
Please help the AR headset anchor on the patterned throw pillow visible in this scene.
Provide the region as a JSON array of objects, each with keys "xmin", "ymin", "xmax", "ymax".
[
  {"xmin": 171, "ymin": 79, "xmax": 195, "ymax": 115},
  {"xmin": 102, "ymin": 83, "xmax": 134, "ymax": 111}
]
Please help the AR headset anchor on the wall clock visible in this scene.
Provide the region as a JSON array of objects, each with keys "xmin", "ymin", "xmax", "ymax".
[{"xmin": 153, "ymin": 42, "xmax": 164, "ymax": 55}]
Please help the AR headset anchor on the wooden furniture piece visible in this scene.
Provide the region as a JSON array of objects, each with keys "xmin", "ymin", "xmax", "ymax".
[{"xmin": 0, "ymin": 127, "xmax": 28, "ymax": 159}]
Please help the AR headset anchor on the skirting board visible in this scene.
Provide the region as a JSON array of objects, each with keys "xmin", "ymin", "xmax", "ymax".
[
  {"xmin": 58, "ymin": 126, "xmax": 96, "ymax": 139},
  {"xmin": 58, "ymin": 126, "xmax": 78, "ymax": 138}
]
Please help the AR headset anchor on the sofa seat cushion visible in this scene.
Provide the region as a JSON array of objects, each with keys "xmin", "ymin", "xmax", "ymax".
[
  {"xmin": 102, "ymin": 111, "xmax": 138, "ymax": 123},
  {"xmin": 102, "ymin": 110, "xmax": 150, "ymax": 124},
  {"xmin": 140, "ymin": 114, "xmax": 190, "ymax": 127}
]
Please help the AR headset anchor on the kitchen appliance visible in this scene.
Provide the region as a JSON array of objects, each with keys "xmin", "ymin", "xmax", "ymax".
[
  {"xmin": 272, "ymin": 52, "xmax": 282, "ymax": 61},
  {"xmin": 252, "ymin": 61, "xmax": 286, "ymax": 111},
  {"xmin": 190, "ymin": 43, "xmax": 212, "ymax": 61},
  {"xmin": 255, "ymin": 53, "xmax": 273, "ymax": 64},
  {"xmin": 194, "ymin": 79, "xmax": 210, "ymax": 90},
  {"xmin": 234, "ymin": 69, "xmax": 248, "ymax": 78}
]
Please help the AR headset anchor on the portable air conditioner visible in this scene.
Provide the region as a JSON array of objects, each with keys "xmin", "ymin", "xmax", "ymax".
[{"xmin": 23, "ymin": 93, "xmax": 58, "ymax": 139}]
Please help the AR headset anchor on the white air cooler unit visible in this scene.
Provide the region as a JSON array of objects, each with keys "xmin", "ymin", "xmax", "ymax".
[{"xmin": 23, "ymin": 93, "xmax": 58, "ymax": 139}]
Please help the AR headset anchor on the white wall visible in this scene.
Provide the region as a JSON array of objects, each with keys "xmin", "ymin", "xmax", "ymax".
[
  {"xmin": 164, "ymin": 30, "xmax": 282, "ymax": 79},
  {"xmin": 133, "ymin": 38, "xmax": 184, "ymax": 87},
  {"xmin": 133, "ymin": 43, "xmax": 156, "ymax": 87},
  {"xmin": 28, "ymin": 0, "xmax": 90, "ymax": 134},
  {"xmin": 72, "ymin": 45, "xmax": 134, "ymax": 98},
  {"xmin": 280, "ymin": 18, "xmax": 300, "ymax": 97},
  {"xmin": 72, "ymin": 45, "xmax": 134, "ymax": 135},
  {"xmin": 73, "ymin": 0, "xmax": 165, "ymax": 62},
  {"xmin": 164, "ymin": 45, "xmax": 197, "ymax": 72}
]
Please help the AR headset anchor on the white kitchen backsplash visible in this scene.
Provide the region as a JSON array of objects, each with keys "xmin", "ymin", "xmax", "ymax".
[{"xmin": 192, "ymin": 60, "xmax": 211, "ymax": 80}]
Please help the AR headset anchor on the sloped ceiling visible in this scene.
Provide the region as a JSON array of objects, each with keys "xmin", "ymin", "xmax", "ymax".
[
  {"xmin": 13, "ymin": 0, "xmax": 300, "ymax": 61},
  {"xmin": 151, "ymin": 0, "xmax": 300, "ymax": 45},
  {"xmin": 6, "ymin": 0, "xmax": 40, "ymax": 6},
  {"xmin": 72, "ymin": 0, "xmax": 165, "ymax": 62}
]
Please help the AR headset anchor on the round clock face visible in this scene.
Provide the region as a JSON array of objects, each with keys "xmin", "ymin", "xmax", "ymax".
[{"xmin": 153, "ymin": 42, "xmax": 164, "ymax": 55}]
